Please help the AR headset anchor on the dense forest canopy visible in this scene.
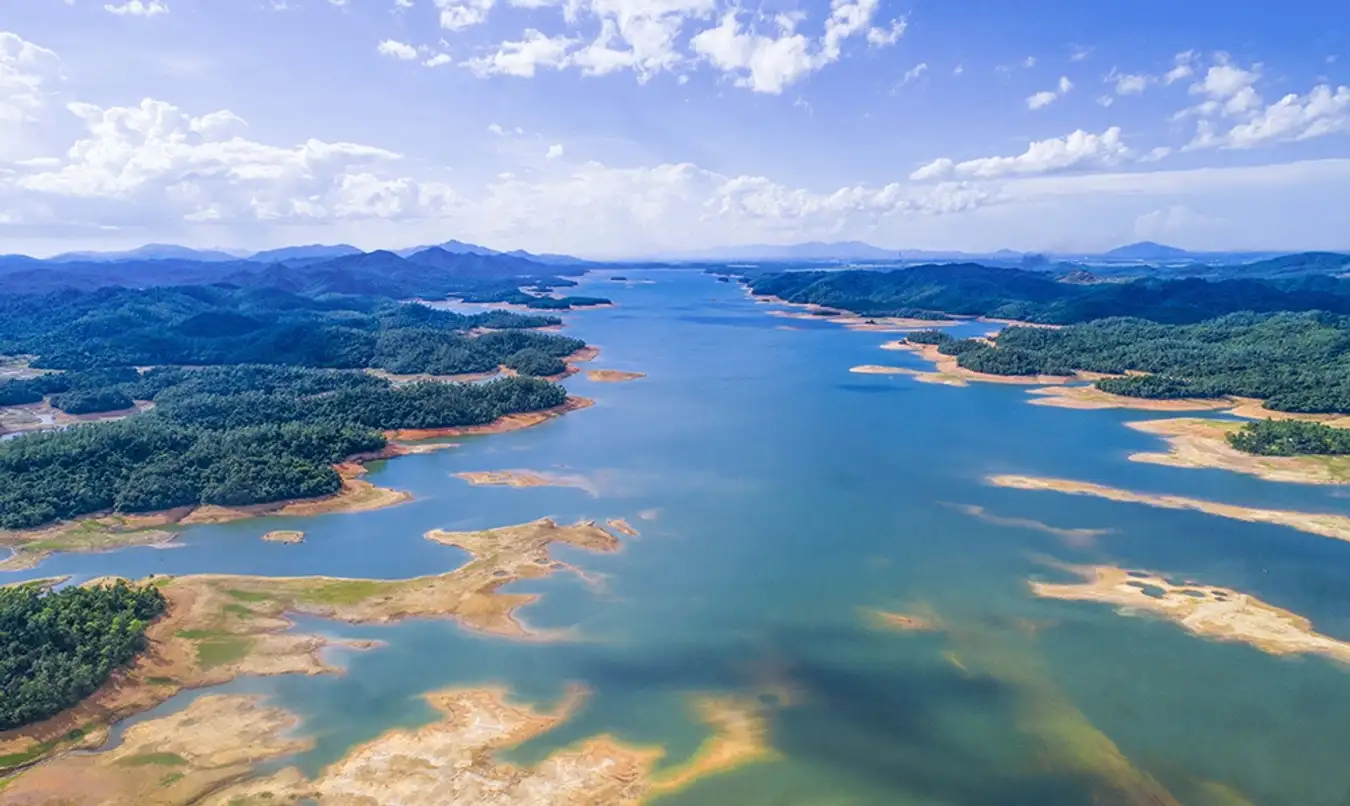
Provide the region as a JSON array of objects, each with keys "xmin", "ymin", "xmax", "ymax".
[
  {"xmin": 907, "ymin": 312, "xmax": 1350, "ymax": 413},
  {"xmin": 0, "ymin": 285, "xmax": 583, "ymax": 375},
  {"xmin": 1227, "ymin": 420, "xmax": 1350, "ymax": 456},
  {"xmin": 0, "ymin": 580, "xmax": 166, "ymax": 730},
  {"xmin": 0, "ymin": 367, "xmax": 568, "ymax": 529},
  {"xmin": 747, "ymin": 264, "xmax": 1350, "ymax": 325}
]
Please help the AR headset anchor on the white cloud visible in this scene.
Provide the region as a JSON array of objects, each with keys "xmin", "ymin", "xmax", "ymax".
[
  {"xmin": 464, "ymin": 30, "xmax": 575, "ymax": 78},
  {"xmin": 1023, "ymin": 56, "xmax": 1036, "ymax": 68},
  {"xmin": 1, "ymin": 32, "xmax": 62, "ymax": 125},
  {"xmin": 1191, "ymin": 84, "xmax": 1350, "ymax": 149},
  {"xmin": 1186, "ymin": 58, "xmax": 1261, "ymax": 117},
  {"xmin": 377, "ymin": 39, "xmax": 419, "ymax": 60},
  {"xmin": 1069, "ymin": 45, "xmax": 1090, "ymax": 62},
  {"xmin": 423, "ymin": 52, "xmax": 453, "ymax": 67},
  {"xmin": 435, "ymin": 0, "xmax": 495, "ymax": 30},
  {"xmin": 1027, "ymin": 75, "xmax": 1072, "ymax": 109},
  {"xmin": 1164, "ymin": 50, "xmax": 1196, "ymax": 84},
  {"xmin": 546, "ymin": 143, "xmax": 564, "ymax": 159},
  {"xmin": 911, "ymin": 127, "xmax": 1130, "ymax": 180},
  {"xmin": 104, "ymin": 0, "xmax": 169, "ymax": 15},
  {"xmin": 1096, "ymin": 95, "xmax": 1114, "ymax": 107},
  {"xmin": 865, "ymin": 17, "xmax": 906, "ymax": 48},
  {"xmin": 952, "ymin": 63, "xmax": 963, "ymax": 76},
  {"xmin": 1026, "ymin": 91, "xmax": 1057, "ymax": 110},
  {"xmin": 1108, "ymin": 68, "xmax": 1151, "ymax": 95},
  {"xmin": 898, "ymin": 61, "xmax": 927, "ymax": 85}
]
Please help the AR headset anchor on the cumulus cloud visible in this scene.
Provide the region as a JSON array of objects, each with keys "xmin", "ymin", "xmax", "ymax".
[
  {"xmin": 897, "ymin": 61, "xmax": 927, "ymax": 85},
  {"xmin": 1184, "ymin": 57, "xmax": 1262, "ymax": 118},
  {"xmin": 451, "ymin": 0, "xmax": 894, "ymax": 91},
  {"xmin": 104, "ymin": 0, "xmax": 169, "ymax": 16},
  {"xmin": 1190, "ymin": 84, "xmax": 1350, "ymax": 149},
  {"xmin": 689, "ymin": 0, "xmax": 894, "ymax": 94},
  {"xmin": 546, "ymin": 143, "xmax": 564, "ymax": 159},
  {"xmin": 463, "ymin": 29, "xmax": 574, "ymax": 77},
  {"xmin": 911, "ymin": 127, "xmax": 1130, "ymax": 180},
  {"xmin": 1, "ymin": 32, "xmax": 61, "ymax": 125},
  {"xmin": 377, "ymin": 39, "xmax": 419, "ymax": 60},
  {"xmin": 1164, "ymin": 50, "xmax": 1196, "ymax": 84},
  {"xmin": 1108, "ymin": 68, "xmax": 1151, "ymax": 95}
]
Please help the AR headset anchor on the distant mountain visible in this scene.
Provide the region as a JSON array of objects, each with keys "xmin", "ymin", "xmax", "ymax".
[
  {"xmin": 247, "ymin": 244, "xmax": 363, "ymax": 263},
  {"xmin": 659, "ymin": 241, "xmax": 902, "ymax": 261},
  {"xmin": 46, "ymin": 243, "xmax": 242, "ymax": 263},
  {"xmin": 394, "ymin": 239, "xmax": 500, "ymax": 258},
  {"xmin": 1102, "ymin": 241, "xmax": 1193, "ymax": 261},
  {"xmin": 503, "ymin": 249, "xmax": 590, "ymax": 266},
  {"xmin": 405, "ymin": 247, "xmax": 546, "ymax": 275}
]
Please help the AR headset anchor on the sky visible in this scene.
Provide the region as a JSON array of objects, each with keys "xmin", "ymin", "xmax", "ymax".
[{"xmin": 1, "ymin": 0, "xmax": 1348, "ymax": 258}]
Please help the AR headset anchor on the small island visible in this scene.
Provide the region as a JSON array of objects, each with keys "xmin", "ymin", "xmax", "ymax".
[
  {"xmin": 987, "ymin": 474, "xmax": 1350, "ymax": 544},
  {"xmin": 1128, "ymin": 418, "xmax": 1350, "ymax": 484},
  {"xmin": 1032, "ymin": 564, "xmax": 1350, "ymax": 665},
  {"xmin": 586, "ymin": 369, "xmax": 646, "ymax": 382},
  {"xmin": 261, "ymin": 530, "xmax": 304, "ymax": 544}
]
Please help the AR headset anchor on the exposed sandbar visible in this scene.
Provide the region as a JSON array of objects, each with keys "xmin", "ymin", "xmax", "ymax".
[
  {"xmin": 586, "ymin": 369, "xmax": 646, "ymax": 382},
  {"xmin": 848, "ymin": 364, "xmax": 911, "ymax": 375},
  {"xmin": 1032, "ymin": 564, "xmax": 1350, "ymax": 665},
  {"xmin": 1226, "ymin": 397, "xmax": 1350, "ymax": 428},
  {"xmin": 1127, "ymin": 418, "xmax": 1350, "ymax": 485},
  {"xmin": 0, "ymin": 516, "xmax": 627, "ymax": 770},
  {"xmin": 385, "ymin": 395, "xmax": 594, "ymax": 441},
  {"xmin": 260, "ymin": 530, "xmax": 304, "ymax": 544},
  {"xmin": 988, "ymin": 474, "xmax": 1350, "ymax": 543},
  {"xmin": 607, "ymin": 518, "xmax": 639, "ymax": 536},
  {"xmin": 205, "ymin": 686, "xmax": 774, "ymax": 806},
  {"xmin": 0, "ymin": 517, "xmax": 179, "ymax": 571},
  {"xmin": 0, "ymin": 693, "xmax": 309, "ymax": 806},
  {"xmin": 1027, "ymin": 385, "xmax": 1232, "ymax": 412},
  {"xmin": 950, "ymin": 503, "xmax": 1110, "ymax": 548},
  {"xmin": 868, "ymin": 609, "xmax": 943, "ymax": 632},
  {"xmin": 880, "ymin": 340, "xmax": 1075, "ymax": 386},
  {"xmin": 454, "ymin": 468, "xmax": 599, "ymax": 496}
]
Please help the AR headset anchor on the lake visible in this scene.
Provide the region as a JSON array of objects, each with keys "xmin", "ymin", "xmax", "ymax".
[{"xmin": 8, "ymin": 268, "xmax": 1350, "ymax": 805}]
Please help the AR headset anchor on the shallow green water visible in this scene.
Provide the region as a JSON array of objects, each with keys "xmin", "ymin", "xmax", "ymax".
[{"xmin": 11, "ymin": 269, "xmax": 1350, "ymax": 805}]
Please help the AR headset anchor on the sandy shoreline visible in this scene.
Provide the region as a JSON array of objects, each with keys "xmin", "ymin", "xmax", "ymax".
[
  {"xmin": 988, "ymin": 474, "xmax": 1350, "ymax": 543},
  {"xmin": 1127, "ymin": 418, "xmax": 1350, "ymax": 485},
  {"xmin": 879, "ymin": 340, "xmax": 1076, "ymax": 386},
  {"xmin": 1026, "ymin": 385, "xmax": 1233, "ymax": 412},
  {"xmin": 1032, "ymin": 563, "xmax": 1350, "ymax": 665},
  {"xmin": 385, "ymin": 395, "xmax": 594, "ymax": 441},
  {"xmin": 0, "ymin": 516, "xmax": 631, "ymax": 772}
]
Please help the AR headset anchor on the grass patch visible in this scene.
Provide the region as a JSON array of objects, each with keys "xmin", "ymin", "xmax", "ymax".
[
  {"xmin": 119, "ymin": 752, "xmax": 187, "ymax": 767},
  {"xmin": 145, "ymin": 676, "xmax": 178, "ymax": 686},
  {"xmin": 160, "ymin": 772, "xmax": 185, "ymax": 787},
  {"xmin": 296, "ymin": 579, "xmax": 390, "ymax": 606},
  {"xmin": 226, "ymin": 589, "xmax": 271, "ymax": 603},
  {"xmin": 222, "ymin": 603, "xmax": 254, "ymax": 618},
  {"xmin": 176, "ymin": 628, "xmax": 233, "ymax": 640},
  {"xmin": 195, "ymin": 637, "xmax": 254, "ymax": 669},
  {"xmin": 0, "ymin": 727, "xmax": 90, "ymax": 770}
]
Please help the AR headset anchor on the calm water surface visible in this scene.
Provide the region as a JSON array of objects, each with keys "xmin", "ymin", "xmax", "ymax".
[{"xmin": 9, "ymin": 270, "xmax": 1350, "ymax": 805}]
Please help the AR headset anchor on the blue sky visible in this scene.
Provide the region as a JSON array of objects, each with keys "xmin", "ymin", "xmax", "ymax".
[{"xmin": 1, "ymin": 0, "xmax": 1348, "ymax": 257}]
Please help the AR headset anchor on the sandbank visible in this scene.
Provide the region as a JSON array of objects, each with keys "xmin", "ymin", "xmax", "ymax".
[
  {"xmin": 385, "ymin": 395, "xmax": 594, "ymax": 441},
  {"xmin": 950, "ymin": 503, "xmax": 1110, "ymax": 548},
  {"xmin": 0, "ymin": 694, "xmax": 309, "ymax": 806},
  {"xmin": 1127, "ymin": 418, "xmax": 1350, "ymax": 485},
  {"xmin": 1026, "ymin": 385, "xmax": 1232, "ymax": 412},
  {"xmin": 987, "ymin": 474, "xmax": 1350, "ymax": 543},
  {"xmin": 203, "ymin": 686, "xmax": 774, "ymax": 806},
  {"xmin": 869, "ymin": 609, "xmax": 943, "ymax": 632},
  {"xmin": 848, "ymin": 364, "xmax": 911, "ymax": 375},
  {"xmin": 0, "ymin": 516, "xmax": 628, "ymax": 771},
  {"xmin": 454, "ymin": 468, "xmax": 599, "ymax": 496},
  {"xmin": 1032, "ymin": 564, "xmax": 1350, "ymax": 665},
  {"xmin": 1226, "ymin": 397, "xmax": 1350, "ymax": 428},
  {"xmin": 607, "ymin": 518, "xmax": 639, "ymax": 536},
  {"xmin": 586, "ymin": 369, "xmax": 646, "ymax": 382},
  {"xmin": 880, "ymin": 340, "xmax": 1075, "ymax": 386},
  {"xmin": 261, "ymin": 530, "xmax": 304, "ymax": 544}
]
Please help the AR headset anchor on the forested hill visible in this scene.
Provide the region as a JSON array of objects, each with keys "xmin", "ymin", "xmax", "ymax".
[
  {"xmin": 0, "ymin": 285, "xmax": 583, "ymax": 377},
  {"xmin": 0, "ymin": 247, "xmax": 611, "ymax": 309},
  {"xmin": 746, "ymin": 264, "xmax": 1350, "ymax": 325}
]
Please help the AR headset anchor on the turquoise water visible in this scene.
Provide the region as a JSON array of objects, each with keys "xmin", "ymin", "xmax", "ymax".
[{"xmin": 9, "ymin": 269, "xmax": 1350, "ymax": 804}]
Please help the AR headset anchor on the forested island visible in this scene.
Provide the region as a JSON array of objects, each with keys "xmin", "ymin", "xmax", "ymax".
[
  {"xmin": 1, "ymin": 580, "xmax": 166, "ymax": 730},
  {"xmin": 1227, "ymin": 420, "xmax": 1350, "ymax": 456},
  {"xmin": 746, "ymin": 264, "xmax": 1350, "ymax": 325},
  {"xmin": 904, "ymin": 312, "xmax": 1350, "ymax": 414}
]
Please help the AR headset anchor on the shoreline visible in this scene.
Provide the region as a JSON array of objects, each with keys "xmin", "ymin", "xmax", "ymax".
[
  {"xmin": 879, "ymin": 340, "xmax": 1076, "ymax": 386},
  {"xmin": 0, "ymin": 516, "xmax": 631, "ymax": 772},
  {"xmin": 988, "ymin": 474, "xmax": 1350, "ymax": 543},
  {"xmin": 0, "ymin": 396, "xmax": 594, "ymax": 571},
  {"xmin": 1127, "ymin": 418, "xmax": 1350, "ymax": 485},
  {"xmin": 1032, "ymin": 563, "xmax": 1350, "ymax": 665},
  {"xmin": 453, "ymin": 468, "xmax": 600, "ymax": 496}
]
